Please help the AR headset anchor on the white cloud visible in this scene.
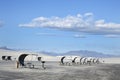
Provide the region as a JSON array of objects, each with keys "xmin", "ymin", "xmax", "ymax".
[
  {"xmin": 19, "ymin": 13, "xmax": 120, "ymax": 35},
  {"xmin": 36, "ymin": 32, "xmax": 86, "ymax": 38},
  {"xmin": 73, "ymin": 34, "xmax": 86, "ymax": 38},
  {"xmin": 36, "ymin": 33, "xmax": 58, "ymax": 36},
  {"xmin": 84, "ymin": 12, "xmax": 93, "ymax": 17},
  {"xmin": 104, "ymin": 35, "xmax": 120, "ymax": 38}
]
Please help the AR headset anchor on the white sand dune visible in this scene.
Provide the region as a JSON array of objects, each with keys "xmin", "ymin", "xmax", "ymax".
[
  {"xmin": 103, "ymin": 57, "xmax": 120, "ymax": 64},
  {"xmin": 0, "ymin": 49, "xmax": 57, "ymax": 61},
  {"xmin": 0, "ymin": 49, "xmax": 21, "ymax": 60}
]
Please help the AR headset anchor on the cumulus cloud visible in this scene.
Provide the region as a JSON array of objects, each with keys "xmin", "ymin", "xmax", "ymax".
[{"xmin": 19, "ymin": 13, "xmax": 120, "ymax": 35}]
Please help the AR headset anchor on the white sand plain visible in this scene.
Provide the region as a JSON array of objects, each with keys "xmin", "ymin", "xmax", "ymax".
[
  {"xmin": 0, "ymin": 60, "xmax": 120, "ymax": 80},
  {"xmin": 0, "ymin": 49, "xmax": 120, "ymax": 80}
]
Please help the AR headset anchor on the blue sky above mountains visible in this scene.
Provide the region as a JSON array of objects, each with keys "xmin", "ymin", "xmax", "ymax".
[{"xmin": 0, "ymin": 0, "xmax": 120, "ymax": 55}]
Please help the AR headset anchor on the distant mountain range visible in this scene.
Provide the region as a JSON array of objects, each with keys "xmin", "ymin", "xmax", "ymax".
[
  {"xmin": 40, "ymin": 50, "xmax": 118, "ymax": 58},
  {"xmin": 0, "ymin": 46, "xmax": 15, "ymax": 51},
  {"xmin": 0, "ymin": 46, "xmax": 118, "ymax": 58}
]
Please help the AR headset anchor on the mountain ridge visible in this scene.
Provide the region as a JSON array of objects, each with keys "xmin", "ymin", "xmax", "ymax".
[
  {"xmin": 0, "ymin": 46, "xmax": 118, "ymax": 58},
  {"xmin": 40, "ymin": 50, "xmax": 118, "ymax": 58}
]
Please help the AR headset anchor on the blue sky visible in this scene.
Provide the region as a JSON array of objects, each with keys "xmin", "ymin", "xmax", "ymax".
[{"xmin": 0, "ymin": 0, "xmax": 120, "ymax": 55}]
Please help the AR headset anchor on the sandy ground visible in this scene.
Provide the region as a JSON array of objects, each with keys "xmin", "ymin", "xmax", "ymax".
[{"xmin": 0, "ymin": 61, "xmax": 120, "ymax": 80}]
